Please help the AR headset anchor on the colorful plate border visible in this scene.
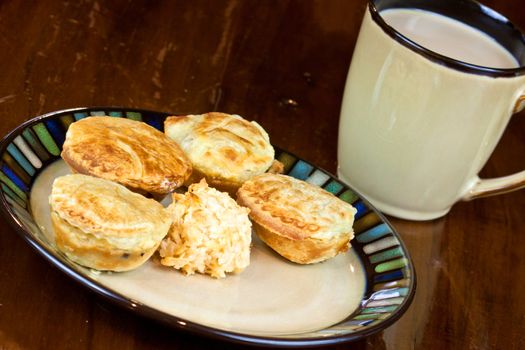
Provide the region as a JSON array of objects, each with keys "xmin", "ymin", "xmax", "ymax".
[{"xmin": 0, "ymin": 107, "xmax": 416, "ymax": 347}]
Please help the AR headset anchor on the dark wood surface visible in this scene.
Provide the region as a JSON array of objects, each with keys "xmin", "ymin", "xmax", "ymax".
[{"xmin": 1, "ymin": 1, "xmax": 524, "ymax": 349}]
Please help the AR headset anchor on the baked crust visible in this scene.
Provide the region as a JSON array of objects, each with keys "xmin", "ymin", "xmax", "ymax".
[
  {"xmin": 49, "ymin": 174, "xmax": 172, "ymax": 271},
  {"xmin": 164, "ymin": 113, "xmax": 275, "ymax": 193},
  {"xmin": 253, "ymin": 221, "xmax": 350, "ymax": 264},
  {"xmin": 52, "ymin": 212, "xmax": 161, "ymax": 271},
  {"xmin": 237, "ymin": 173, "xmax": 356, "ymax": 264},
  {"xmin": 61, "ymin": 116, "xmax": 192, "ymax": 195}
]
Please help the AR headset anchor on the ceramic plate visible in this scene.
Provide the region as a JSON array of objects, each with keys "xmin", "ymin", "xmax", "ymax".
[{"xmin": 0, "ymin": 107, "xmax": 416, "ymax": 347}]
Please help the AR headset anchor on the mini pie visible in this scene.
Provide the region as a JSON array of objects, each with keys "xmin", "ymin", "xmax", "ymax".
[
  {"xmin": 237, "ymin": 173, "xmax": 357, "ymax": 264},
  {"xmin": 158, "ymin": 179, "xmax": 252, "ymax": 278},
  {"xmin": 49, "ymin": 174, "xmax": 172, "ymax": 272},
  {"xmin": 61, "ymin": 116, "xmax": 192, "ymax": 195},
  {"xmin": 164, "ymin": 112, "xmax": 276, "ymax": 195}
]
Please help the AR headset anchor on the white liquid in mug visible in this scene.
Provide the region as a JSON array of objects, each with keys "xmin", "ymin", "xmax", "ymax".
[{"xmin": 381, "ymin": 8, "xmax": 519, "ymax": 68}]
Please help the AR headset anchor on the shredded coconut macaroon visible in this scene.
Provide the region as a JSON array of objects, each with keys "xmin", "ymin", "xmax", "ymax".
[{"xmin": 158, "ymin": 179, "xmax": 252, "ymax": 278}]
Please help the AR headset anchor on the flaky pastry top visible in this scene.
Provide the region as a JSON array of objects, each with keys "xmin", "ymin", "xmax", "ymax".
[
  {"xmin": 50, "ymin": 174, "xmax": 172, "ymax": 249},
  {"xmin": 164, "ymin": 113, "xmax": 274, "ymax": 184},
  {"xmin": 61, "ymin": 116, "xmax": 192, "ymax": 194},
  {"xmin": 237, "ymin": 173, "xmax": 356, "ymax": 241}
]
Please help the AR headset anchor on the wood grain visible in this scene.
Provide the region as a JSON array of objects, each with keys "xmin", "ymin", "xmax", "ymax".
[{"xmin": 0, "ymin": 1, "xmax": 524, "ymax": 349}]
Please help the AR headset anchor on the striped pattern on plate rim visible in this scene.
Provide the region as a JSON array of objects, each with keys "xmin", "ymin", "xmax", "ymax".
[
  {"xmin": 276, "ymin": 151, "xmax": 413, "ymax": 334},
  {"xmin": 0, "ymin": 108, "xmax": 414, "ymax": 338}
]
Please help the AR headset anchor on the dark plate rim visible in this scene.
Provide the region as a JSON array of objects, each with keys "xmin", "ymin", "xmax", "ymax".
[{"xmin": 0, "ymin": 106, "xmax": 416, "ymax": 348}]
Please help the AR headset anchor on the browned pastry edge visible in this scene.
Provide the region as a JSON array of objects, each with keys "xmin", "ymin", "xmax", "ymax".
[
  {"xmin": 186, "ymin": 159, "xmax": 285, "ymax": 198},
  {"xmin": 184, "ymin": 167, "xmax": 243, "ymax": 197},
  {"xmin": 267, "ymin": 160, "xmax": 284, "ymax": 174},
  {"xmin": 62, "ymin": 160, "xmax": 168, "ymax": 198},
  {"xmin": 252, "ymin": 221, "xmax": 350, "ymax": 264},
  {"xmin": 52, "ymin": 212, "xmax": 160, "ymax": 272}
]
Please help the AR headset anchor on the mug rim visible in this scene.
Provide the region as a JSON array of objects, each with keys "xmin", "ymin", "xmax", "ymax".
[{"xmin": 369, "ymin": 0, "xmax": 525, "ymax": 77}]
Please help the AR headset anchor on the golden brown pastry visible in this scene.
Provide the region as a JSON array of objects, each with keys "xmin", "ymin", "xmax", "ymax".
[
  {"xmin": 49, "ymin": 174, "xmax": 172, "ymax": 272},
  {"xmin": 236, "ymin": 173, "xmax": 357, "ymax": 264},
  {"xmin": 164, "ymin": 112, "xmax": 276, "ymax": 195},
  {"xmin": 158, "ymin": 179, "xmax": 252, "ymax": 278},
  {"xmin": 61, "ymin": 116, "xmax": 192, "ymax": 195}
]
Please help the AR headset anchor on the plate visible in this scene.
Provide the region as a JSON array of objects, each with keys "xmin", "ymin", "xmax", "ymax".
[{"xmin": 0, "ymin": 107, "xmax": 416, "ymax": 347}]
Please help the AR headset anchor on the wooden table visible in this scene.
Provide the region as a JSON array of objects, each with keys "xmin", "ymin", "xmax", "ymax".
[{"xmin": 1, "ymin": 1, "xmax": 524, "ymax": 349}]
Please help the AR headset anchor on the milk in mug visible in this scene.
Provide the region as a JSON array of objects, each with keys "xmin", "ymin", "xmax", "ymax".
[{"xmin": 381, "ymin": 9, "xmax": 518, "ymax": 68}]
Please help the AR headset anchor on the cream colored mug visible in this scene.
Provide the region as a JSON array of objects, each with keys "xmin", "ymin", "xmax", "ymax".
[{"xmin": 338, "ymin": 0, "xmax": 525, "ymax": 220}]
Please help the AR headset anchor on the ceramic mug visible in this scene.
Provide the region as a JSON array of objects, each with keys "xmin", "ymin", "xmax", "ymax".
[{"xmin": 337, "ymin": 0, "xmax": 525, "ymax": 220}]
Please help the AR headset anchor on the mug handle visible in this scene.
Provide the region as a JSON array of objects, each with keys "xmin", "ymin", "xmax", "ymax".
[{"xmin": 462, "ymin": 94, "xmax": 525, "ymax": 200}]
